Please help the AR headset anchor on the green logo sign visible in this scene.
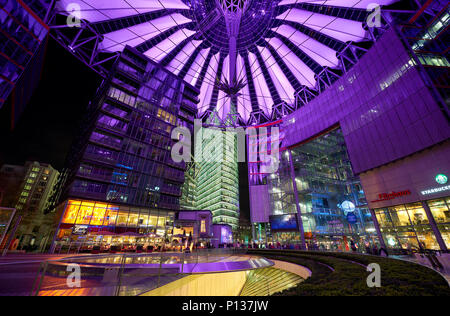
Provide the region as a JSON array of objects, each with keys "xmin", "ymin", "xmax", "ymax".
[{"xmin": 435, "ymin": 174, "xmax": 448, "ymax": 185}]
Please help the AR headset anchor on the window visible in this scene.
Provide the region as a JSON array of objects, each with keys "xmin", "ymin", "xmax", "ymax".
[
  {"xmin": 427, "ymin": 199, "xmax": 450, "ymax": 224},
  {"xmin": 200, "ymin": 220, "xmax": 206, "ymax": 233}
]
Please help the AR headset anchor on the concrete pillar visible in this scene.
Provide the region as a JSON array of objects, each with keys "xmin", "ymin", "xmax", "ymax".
[
  {"xmin": 288, "ymin": 150, "xmax": 306, "ymax": 250},
  {"xmin": 370, "ymin": 209, "xmax": 387, "ymax": 250}
]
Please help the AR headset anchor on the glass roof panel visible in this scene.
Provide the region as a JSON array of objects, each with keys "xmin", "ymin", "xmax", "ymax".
[{"xmin": 54, "ymin": 0, "xmax": 401, "ymax": 125}]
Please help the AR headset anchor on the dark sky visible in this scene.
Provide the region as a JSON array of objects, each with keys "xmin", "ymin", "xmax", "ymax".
[
  {"xmin": 0, "ymin": 37, "xmax": 250, "ymax": 219},
  {"xmin": 0, "ymin": 38, "xmax": 102, "ymax": 170}
]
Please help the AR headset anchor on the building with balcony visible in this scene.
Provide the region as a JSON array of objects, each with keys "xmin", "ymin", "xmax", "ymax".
[{"xmin": 0, "ymin": 161, "xmax": 59, "ymax": 251}]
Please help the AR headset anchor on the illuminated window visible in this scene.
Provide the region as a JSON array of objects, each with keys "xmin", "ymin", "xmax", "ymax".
[
  {"xmin": 116, "ymin": 211, "xmax": 129, "ymax": 226},
  {"xmin": 428, "ymin": 199, "xmax": 450, "ymax": 224},
  {"xmin": 200, "ymin": 220, "xmax": 206, "ymax": 233},
  {"xmin": 62, "ymin": 200, "xmax": 81, "ymax": 224},
  {"xmin": 75, "ymin": 201, "xmax": 95, "ymax": 225},
  {"xmin": 90, "ymin": 202, "xmax": 108, "ymax": 226}
]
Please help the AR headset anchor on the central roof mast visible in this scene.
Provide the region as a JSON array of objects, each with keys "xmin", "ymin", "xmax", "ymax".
[{"xmin": 216, "ymin": 0, "xmax": 249, "ymax": 117}]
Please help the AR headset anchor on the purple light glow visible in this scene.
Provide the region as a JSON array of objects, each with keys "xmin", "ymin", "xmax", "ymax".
[
  {"xmin": 99, "ymin": 14, "xmax": 192, "ymax": 52},
  {"xmin": 277, "ymin": 8, "xmax": 367, "ymax": 43},
  {"xmin": 57, "ymin": 0, "xmax": 190, "ymax": 23},
  {"xmin": 55, "ymin": 0, "xmax": 401, "ymax": 125},
  {"xmin": 278, "ymin": 0, "xmax": 397, "ymax": 9},
  {"xmin": 144, "ymin": 29, "xmax": 196, "ymax": 62},
  {"xmin": 258, "ymin": 45, "xmax": 296, "ymax": 103},
  {"xmin": 266, "ymin": 37, "xmax": 316, "ymax": 88},
  {"xmin": 273, "ymin": 24, "xmax": 340, "ymax": 68},
  {"xmin": 249, "ymin": 51, "xmax": 273, "ymax": 116}
]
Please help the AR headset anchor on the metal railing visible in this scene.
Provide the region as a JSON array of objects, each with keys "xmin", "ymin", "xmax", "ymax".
[{"xmin": 30, "ymin": 248, "xmax": 250, "ymax": 296}]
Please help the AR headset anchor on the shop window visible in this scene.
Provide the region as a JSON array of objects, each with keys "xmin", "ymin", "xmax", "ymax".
[
  {"xmin": 437, "ymin": 227, "xmax": 450, "ymax": 249},
  {"xmin": 61, "ymin": 201, "xmax": 78, "ymax": 224},
  {"xmin": 427, "ymin": 199, "xmax": 450, "ymax": 223},
  {"xmin": 157, "ymin": 215, "xmax": 166, "ymax": 228},
  {"xmin": 116, "ymin": 211, "xmax": 129, "ymax": 226},
  {"xmin": 127, "ymin": 209, "xmax": 139, "ymax": 227},
  {"xmin": 200, "ymin": 220, "xmax": 206, "ymax": 233},
  {"xmin": 415, "ymin": 225, "xmax": 440, "ymax": 250},
  {"xmin": 75, "ymin": 201, "xmax": 95, "ymax": 225},
  {"xmin": 375, "ymin": 209, "xmax": 393, "ymax": 228},
  {"xmin": 90, "ymin": 203, "xmax": 108, "ymax": 226},
  {"xmin": 388, "ymin": 205, "xmax": 411, "ymax": 227},
  {"xmin": 396, "ymin": 231, "xmax": 420, "ymax": 250},
  {"xmin": 106, "ymin": 205, "xmax": 118, "ymax": 226},
  {"xmin": 139, "ymin": 211, "xmax": 149, "ymax": 227},
  {"xmin": 148, "ymin": 215, "xmax": 158, "ymax": 227},
  {"xmin": 405, "ymin": 203, "xmax": 429, "ymax": 225}
]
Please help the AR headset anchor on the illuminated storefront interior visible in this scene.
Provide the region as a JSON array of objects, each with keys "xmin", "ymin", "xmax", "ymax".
[
  {"xmin": 54, "ymin": 199, "xmax": 175, "ymax": 252},
  {"xmin": 262, "ymin": 128, "xmax": 377, "ymax": 251},
  {"xmin": 375, "ymin": 198, "xmax": 450, "ymax": 250}
]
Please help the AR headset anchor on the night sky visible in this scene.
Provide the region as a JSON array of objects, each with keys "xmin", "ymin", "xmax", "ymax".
[
  {"xmin": 0, "ymin": 38, "xmax": 101, "ymax": 170},
  {"xmin": 0, "ymin": 37, "xmax": 250, "ymax": 219}
]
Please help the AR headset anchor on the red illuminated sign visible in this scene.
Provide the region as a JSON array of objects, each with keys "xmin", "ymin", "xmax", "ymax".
[{"xmin": 371, "ymin": 190, "xmax": 411, "ymax": 203}]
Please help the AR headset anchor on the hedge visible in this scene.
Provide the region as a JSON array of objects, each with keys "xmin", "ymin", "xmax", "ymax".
[{"xmin": 247, "ymin": 250, "xmax": 450, "ymax": 296}]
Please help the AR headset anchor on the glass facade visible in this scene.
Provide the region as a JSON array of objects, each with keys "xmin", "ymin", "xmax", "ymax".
[
  {"xmin": 180, "ymin": 162, "xmax": 198, "ymax": 211},
  {"xmin": 54, "ymin": 47, "xmax": 199, "ymax": 251},
  {"xmin": 374, "ymin": 197, "xmax": 450, "ymax": 251},
  {"xmin": 193, "ymin": 130, "xmax": 240, "ymax": 230},
  {"xmin": 266, "ymin": 128, "xmax": 377, "ymax": 251},
  {"xmin": 402, "ymin": 7, "xmax": 449, "ymax": 104},
  {"xmin": 55, "ymin": 199, "xmax": 175, "ymax": 251},
  {"xmin": 62, "ymin": 47, "xmax": 198, "ymax": 210},
  {"xmin": 373, "ymin": 200, "xmax": 448, "ymax": 251}
]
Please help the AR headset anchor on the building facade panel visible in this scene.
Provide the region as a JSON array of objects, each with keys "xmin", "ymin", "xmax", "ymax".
[{"xmin": 282, "ymin": 28, "xmax": 449, "ymax": 174}]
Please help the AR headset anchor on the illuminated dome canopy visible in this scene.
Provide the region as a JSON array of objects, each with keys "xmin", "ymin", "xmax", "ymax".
[{"xmin": 53, "ymin": 0, "xmax": 401, "ymax": 126}]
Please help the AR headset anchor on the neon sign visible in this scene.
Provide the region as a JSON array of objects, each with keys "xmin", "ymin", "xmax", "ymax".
[
  {"xmin": 371, "ymin": 190, "xmax": 411, "ymax": 203},
  {"xmin": 421, "ymin": 185, "xmax": 450, "ymax": 196},
  {"xmin": 435, "ymin": 174, "xmax": 448, "ymax": 185}
]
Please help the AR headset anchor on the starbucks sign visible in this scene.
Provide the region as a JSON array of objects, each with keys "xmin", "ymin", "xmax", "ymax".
[{"xmin": 435, "ymin": 174, "xmax": 448, "ymax": 185}]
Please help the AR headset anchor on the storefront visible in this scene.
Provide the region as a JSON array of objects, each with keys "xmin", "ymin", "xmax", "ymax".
[
  {"xmin": 360, "ymin": 141, "xmax": 450, "ymax": 252},
  {"xmin": 51, "ymin": 199, "xmax": 175, "ymax": 253}
]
